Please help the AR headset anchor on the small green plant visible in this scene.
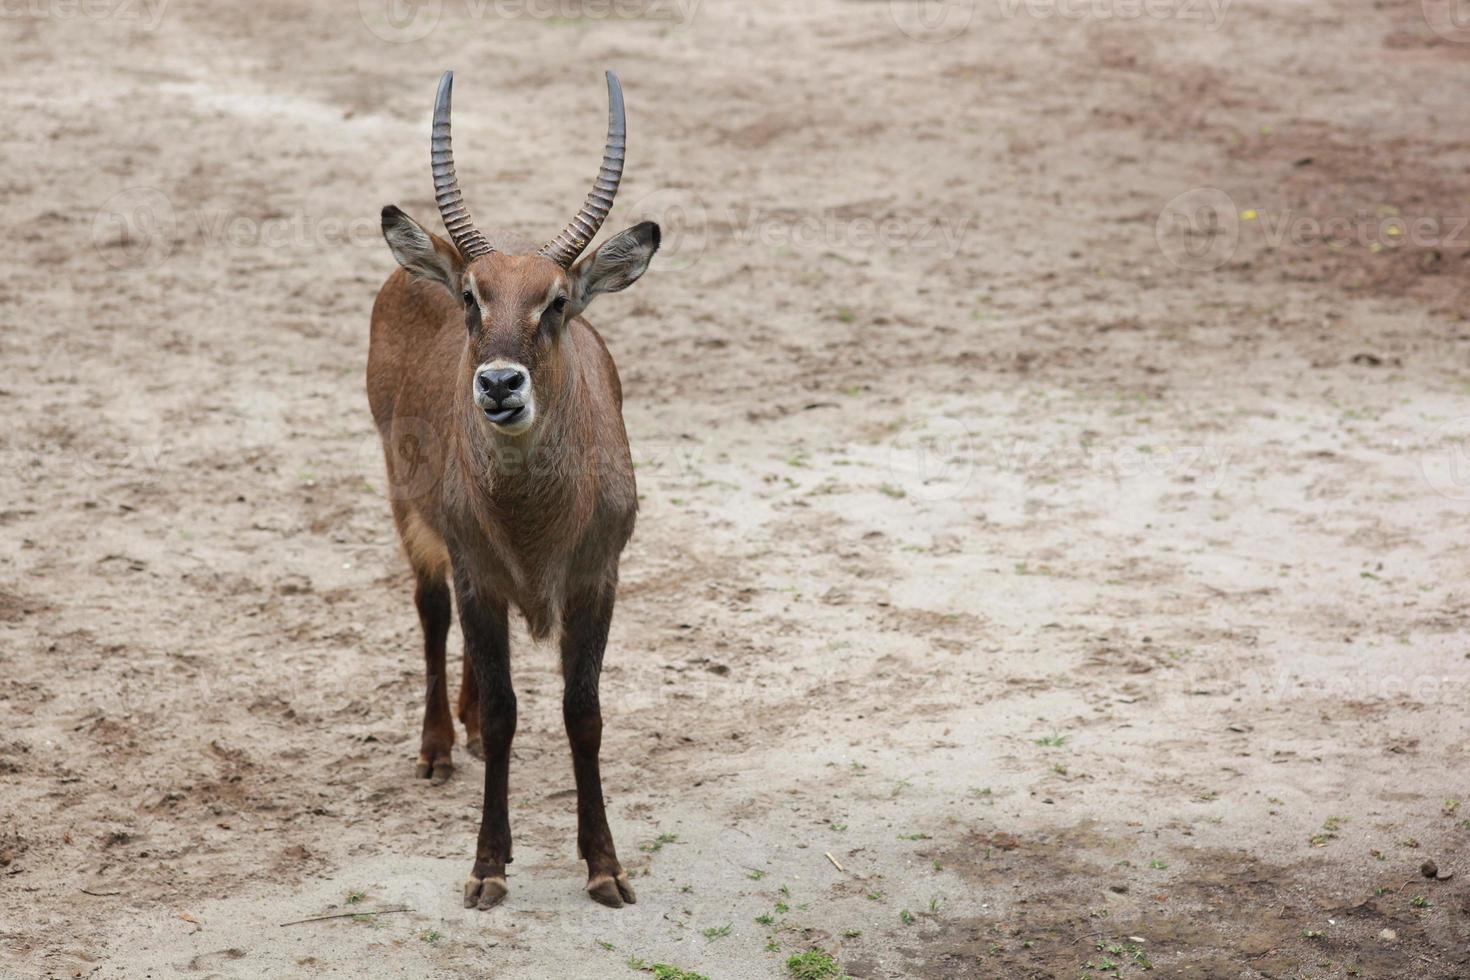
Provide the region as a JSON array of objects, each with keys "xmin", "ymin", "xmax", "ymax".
[
  {"xmin": 652, "ymin": 967, "xmax": 709, "ymax": 980},
  {"xmin": 756, "ymin": 913, "xmax": 775, "ymax": 926},
  {"xmin": 841, "ymin": 929, "xmax": 861, "ymax": 938},
  {"xmin": 597, "ymin": 940, "xmax": 615, "ymax": 951},
  {"xmin": 1149, "ymin": 859, "xmax": 1167, "ymax": 870},
  {"xmin": 786, "ymin": 948, "xmax": 844, "ymax": 979},
  {"xmin": 899, "ymin": 909, "xmax": 915, "ymax": 925},
  {"xmin": 628, "ymin": 959, "xmax": 710, "ymax": 980},
  {"xmin": 346, "ymin": 890, "xmax": 366, "ymax": 905},
  {"xmin": 1411, "ymin": 895, "xmax": 1431, "ymax": 909},
  {"xmin": 1095, "ymin": 939, "xmax": 1152, "ymax": 970},
  {"xmin": 702, "ymin": 923, "xmax": 732, "ymax": 940},
  {"xmin": 747, "ymin": 869, "xmax": 767, "ymax": 881},
  {"xmin": 898, "ymin": 832, "xmax": 931, "ymax": 841},
  {"xmin": 639, "ymin": 832, "xmax": 679, "ymax": 854},
  {"xmin": 1310, "ymin": 816, "xmax": 1347, "ymax": 847},
  {"xmin": 830, "ymin": 822, "xmax": 847, "ymax": 832},
  {"xmin": 1033, "ymin": 733, "xmax": 1068, "ymax": 748}
]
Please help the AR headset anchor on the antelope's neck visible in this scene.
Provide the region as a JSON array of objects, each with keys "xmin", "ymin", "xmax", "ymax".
[{"xmin": 454, "ymin": 352, "xmax": 589, "ymax": 498}]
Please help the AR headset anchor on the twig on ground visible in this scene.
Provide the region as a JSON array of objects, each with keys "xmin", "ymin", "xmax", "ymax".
[{"xmin": 279, "ymin": 907, "xmax": 413, "ymax": 927}]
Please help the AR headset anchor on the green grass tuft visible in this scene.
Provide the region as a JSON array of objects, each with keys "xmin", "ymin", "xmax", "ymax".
[{"xmin": 786, "ymin": 948, "xmax": 846, "ymax": 979}]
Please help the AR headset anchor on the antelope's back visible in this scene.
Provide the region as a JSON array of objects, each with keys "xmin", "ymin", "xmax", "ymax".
[{"xmin": 366, "ymin": 267, "xmax": 465, "ymax": 435}]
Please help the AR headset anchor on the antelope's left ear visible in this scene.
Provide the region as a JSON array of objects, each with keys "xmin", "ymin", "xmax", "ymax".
[{"xmin": 567, "ymin": 222, "xmax": 660, "ymax": 319}]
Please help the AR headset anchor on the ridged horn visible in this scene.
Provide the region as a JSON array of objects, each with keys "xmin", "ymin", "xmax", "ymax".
[
  {"xmin": 539, "ymin": 71, "xmax": 626, "ymax": 269},
  {"xmin": 432, "ymin": 71, "xmax": 493, "ymax": 261}
]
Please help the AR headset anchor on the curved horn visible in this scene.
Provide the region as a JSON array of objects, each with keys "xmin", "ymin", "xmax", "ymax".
[
  {"xmin": 540, "ymin": 71, "xmax": 626, "ymax": 269},
  {"xmin": 432, "ymin": 71, "xmax": 493, "ymax": 261}
]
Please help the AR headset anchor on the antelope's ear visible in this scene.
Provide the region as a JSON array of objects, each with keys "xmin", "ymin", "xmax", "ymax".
[
  {"xmin": 381, "ymin": 205, "xmax": 464, "ymax": 293},
  {"xmin": 566, "ymin": 222, "xmax": 660, "ymax": 319}
]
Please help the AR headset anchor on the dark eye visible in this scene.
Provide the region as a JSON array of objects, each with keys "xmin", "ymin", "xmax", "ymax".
[
  {"xmin": 551, "ymin": 296, "xmax": 567, "ymax": 314},
  {"xmin": 463, "ymin": 292, "xmax": 482, "ymax": 334}
]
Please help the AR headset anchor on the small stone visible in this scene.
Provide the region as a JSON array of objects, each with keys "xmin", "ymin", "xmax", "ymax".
[
  {"xmin": 0, "ymin": 849, "xmax": 12, "ymax": 866},
  {"xmin": 1421, "ymin": 860, "xmax": 1438, "ymax": 879},
  {"xmin": 1378, "ymin": 928, "xmax": 1397, "ymax": 942},
  {"xmin": 1109, "ymin": 883, "xmax": 1129, "ymax": 894}
]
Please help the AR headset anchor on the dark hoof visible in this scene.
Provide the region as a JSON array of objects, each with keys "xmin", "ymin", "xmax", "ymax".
[
  {"xmin": 415, "ymin": 752, "xmax": 454, "ymax": 784},
  {"xmin": 463, "ymin": 734, "xmax": 484, "ymax": 761},
  {"xmin": 587, "ymin": 873, "xmax": 637, "ymax": 908},
  {"xmin": 465, "ymin": 875, "xmax": 508, "ymax": 910}
]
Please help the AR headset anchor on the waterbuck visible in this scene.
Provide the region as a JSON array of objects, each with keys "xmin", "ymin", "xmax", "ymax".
[{"xmin": 366, "ymin": 70, "xmax": 659, "ymax": 909}]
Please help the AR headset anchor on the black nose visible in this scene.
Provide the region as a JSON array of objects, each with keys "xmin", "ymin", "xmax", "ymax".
[{"xmin": 477, "ymin": 367, "xmax": 527, "ymax": 402}]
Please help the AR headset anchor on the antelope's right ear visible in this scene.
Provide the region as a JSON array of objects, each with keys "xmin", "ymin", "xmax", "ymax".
[{"xmin": 381, "ymin": 205, "xmax": 464, "ymax": 293}]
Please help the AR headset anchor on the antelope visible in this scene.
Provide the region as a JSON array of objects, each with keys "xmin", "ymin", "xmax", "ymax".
[{"xmin": 367, "ymin": 69, "xmax": 659, "ymax": 909}]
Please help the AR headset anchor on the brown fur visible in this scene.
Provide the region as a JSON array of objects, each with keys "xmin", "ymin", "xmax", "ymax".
[
  {"xmin": 368, "ymin": 249, "xmax": 637, "ymax": 631},
  {"xmin": 367, "ymin": 221, "xmax": 643, "ymax": 908}
]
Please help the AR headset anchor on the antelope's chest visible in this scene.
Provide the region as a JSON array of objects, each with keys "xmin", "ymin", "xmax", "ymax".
[{"xmin": 447, "ymin": 494, "xmax": 588, "ymax": 637}]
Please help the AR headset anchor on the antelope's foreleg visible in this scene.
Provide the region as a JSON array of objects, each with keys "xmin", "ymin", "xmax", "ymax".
[
  {"xmin": 454, "ymin": 570, "xmax": 515, "ymax": 910},
  {"xmin": 561, "ymin": 584, "xmax": 635, "ymax": 908}
]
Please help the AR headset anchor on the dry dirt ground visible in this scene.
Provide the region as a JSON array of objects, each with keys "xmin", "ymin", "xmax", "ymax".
[{"xmin": 3, "ymin": 0, "xmax": 1470, "ymax": 977}]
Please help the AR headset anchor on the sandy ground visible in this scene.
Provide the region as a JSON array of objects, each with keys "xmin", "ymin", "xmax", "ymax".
[{"xmin": 3, "ymin": 0, "xmax": 1470, "ymax": 977}]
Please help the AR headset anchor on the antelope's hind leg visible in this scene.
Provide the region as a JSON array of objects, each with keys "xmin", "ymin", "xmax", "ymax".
[
  {"xmin": 398, "ymin": 509, "xmax": 456, "ymax": 784},
  {"xmin": 457, "ymin": 648, "xmax": 483, "ymax": 759}
]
